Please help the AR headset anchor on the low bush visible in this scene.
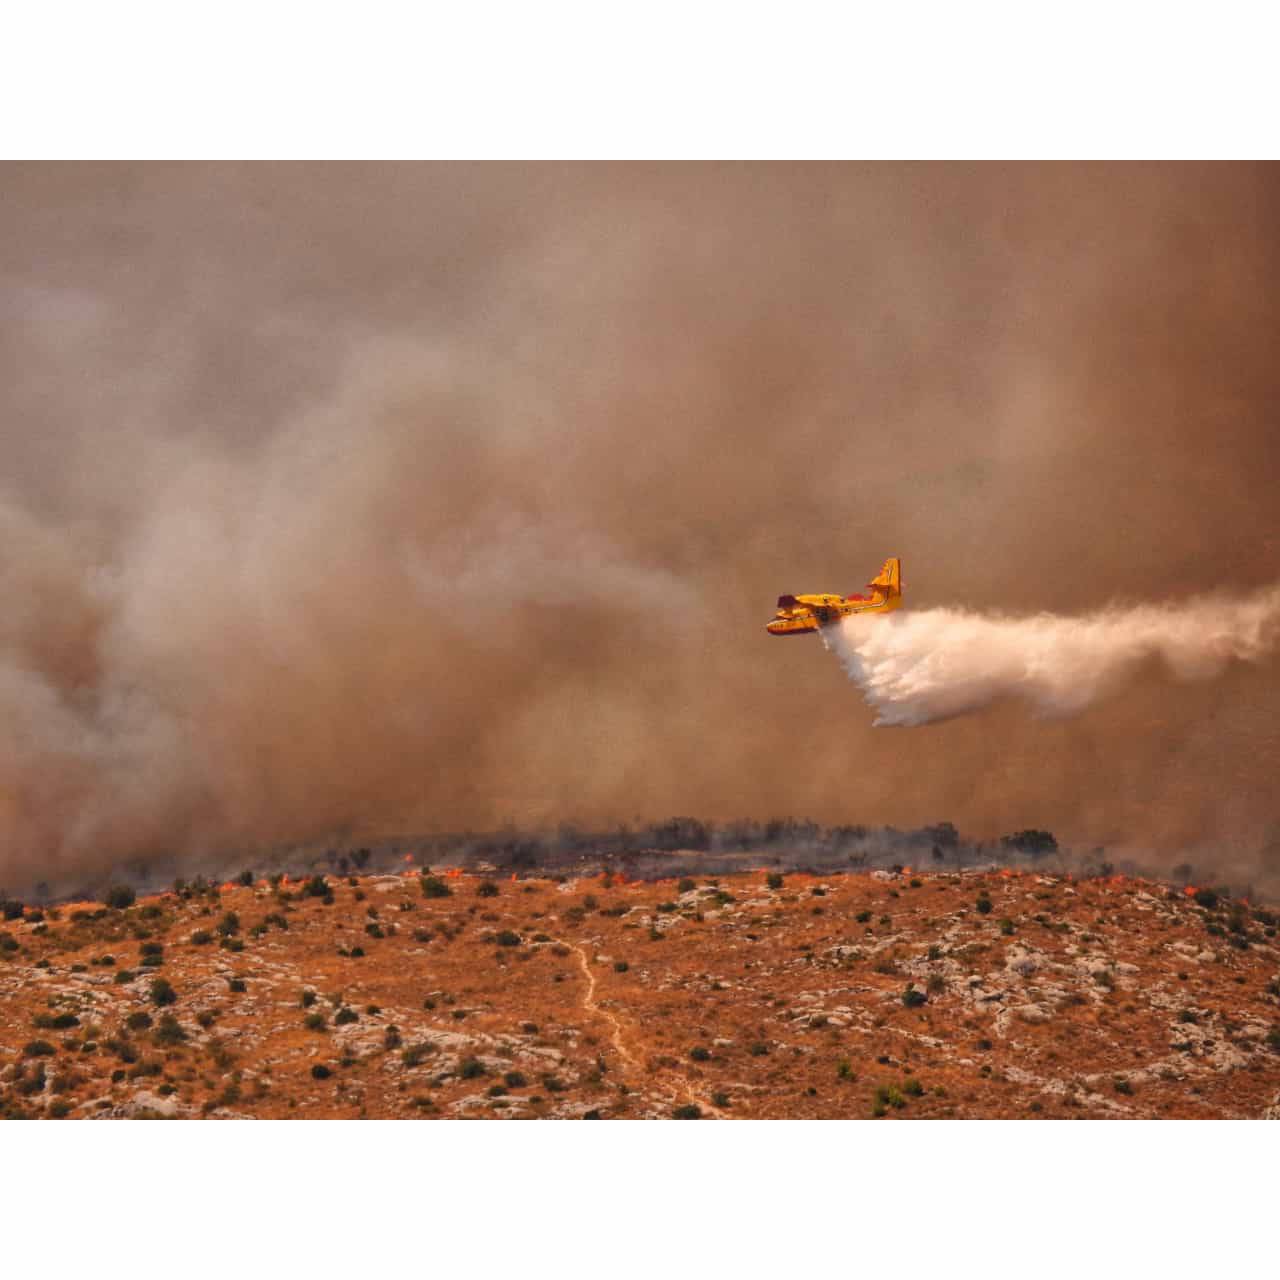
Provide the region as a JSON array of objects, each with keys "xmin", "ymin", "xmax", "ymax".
[
  {"xmin": 420, "ymin": 875, "xmax": 451, "ymax": 899},
  {"xmin": 33, "ymin": 1011, "xmax": 79, "ymax": 1030},
  {"xmin": 149, "ymin": 978, "xmax": 177, "ymax": 1006},
  {"xmin": 672, "ymin": 1103, "xmax": 702, "ymax": 1119},
  {"xmin": 104, "ymin": 884, "xmax": 136, "ymax": 910},
  {"xmin": 153, "ymin": 1014, "xmax": 187, "ymax": 1045}
]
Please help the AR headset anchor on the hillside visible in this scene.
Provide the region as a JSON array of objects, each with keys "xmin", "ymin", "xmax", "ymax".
[{"xmin": 2, "ymin": 866, "xmax": 1278, "ymax": 1118}]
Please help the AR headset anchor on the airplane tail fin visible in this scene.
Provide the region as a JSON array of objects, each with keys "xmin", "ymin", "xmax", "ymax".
[{"xmin": 868, "ymin": 557, "xmax": 901, "ymax": 595}]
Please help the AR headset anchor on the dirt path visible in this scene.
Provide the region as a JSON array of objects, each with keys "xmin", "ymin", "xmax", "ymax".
[{"xmin": 559, "ymin": 939, "xmax": 725, "ymax": 1119}]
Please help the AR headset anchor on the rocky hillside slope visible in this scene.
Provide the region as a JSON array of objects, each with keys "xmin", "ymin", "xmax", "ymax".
[{"xmin": 2, "ymin": 866, "xmax": 1278, "ymax": 1118}]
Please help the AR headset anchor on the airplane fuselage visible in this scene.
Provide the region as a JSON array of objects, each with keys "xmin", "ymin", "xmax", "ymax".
[{"xmin": 766, "ymin": 558, "xmax": 903, "ymax": 636}]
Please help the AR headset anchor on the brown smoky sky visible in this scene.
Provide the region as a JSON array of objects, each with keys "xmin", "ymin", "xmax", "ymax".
[{"xmin": 2, "ymin": 162, "xmax": 1279, "ymax": 889}]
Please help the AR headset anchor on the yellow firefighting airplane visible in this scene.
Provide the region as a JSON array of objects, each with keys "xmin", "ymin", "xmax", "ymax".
[{"xmin": 766, "ymin": 557, "xmax": 903, "ymax": 636}]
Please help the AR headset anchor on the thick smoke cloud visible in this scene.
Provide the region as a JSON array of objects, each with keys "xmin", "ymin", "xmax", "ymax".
[
  {"xmin": 2, "ymin": 163, "xmax": 1279, "ymax": 891},
  {"xmin": 823, "ymin": 588, "xmax": 1280, "ymax": 726}
]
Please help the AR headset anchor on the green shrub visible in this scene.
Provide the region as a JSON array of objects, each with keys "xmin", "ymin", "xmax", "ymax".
[
  {"xmin": 24, "ymin": 1040, "xmax": 57, "ymax": 1057},
  {"xmin": 613, "ymin": 960, "xmax": 629, "ymax": 973},
  {"xmin": 153, "ymin": 1013, "xmax": 187, "ymax": 1045},
  {"xmin": 304, "ymin": 1012, "xmax": 327, "ymax": 1031},
  {"xmin": 125, "ymin": 1011, "xmax": 154, "ymax": 1032},
  {"xmin": 311, "ymin": 1063, "xmax": 332, "ymax": 1080},
  {"xmin": 504, "ymin": 1070, "xmax": 527, "ymax": 1088},
  {"xmin": 149, "ymin": 978, "xmax": 177, "ymax": 1006},
  {"xmin": 874, "ymin": 1083, "xmax": 906, "ymax": 1111},
  {"xmin": 903, "ymin": 1077, "xmax": 924, "ymax": 1096},
  {"xmin": 1193, "ymin": 887, "xmax": 1218, "ymax": 909},
  {"xmin": 677, "ymin": 878, "xmax": 696, "ymax": 894},
  {"xmin": 237, "ymin": 870, "xmax": 255, "ymax": 886},
  {"xmin": 766, "ymin": 873, "xmax": 784, "ymax": 890},
  {"xmin": 476, "ymin": 880, "xmax": 499, "ymax": 898},
  {"xmin": 103, "ymin": 884, "xmax": 136, "ymax": 910},
  {"xmin": 495, "ymin": 930, "xmax": 521, "ymax": 947},
  {"xmin": 1, "ymin": 899, "xmax": 23, "ymax": 921},
  {"xmin": 672, "ymin": 1103, "xmax": 702, "ymax": 1119},
  {"xmin": 459, "ymin": 1057, "xmax": 485, "ymax": 1079},
  {"xmin": 420, "ymin": 875, "xmax": 451, "ymax": 899},
  {"xmin": 334, "ymin": 1007, "xmax": 358, "ymax": 1026},
  {"xmin": 999, "ymin": 918, "xmax": 1015, "ymax": 936},
  {"xmin": 689, "ymin": 1046, "xmax": 711, "ymax": 1062},
  {"xmin": 749, "ymin": 1041, "xmax": 769, "ymax": 1056},
  {"xmin": 902, "ymin": 984, "xmax": 927, "ymax": 1008},
  {"xmin": 401, "ymin": 1042, "xmax": 433, "ymax": 1067},
  {"xmin": 216, "ymin": 911, "xmax": 240, "ymax": 937},
  {"xmin": 114, "ymin": 969, "xmax": 136, "ymax": 984},
  {"xmin": 297, "ymin": 874, "xmax": 327, "ymax": 898},
  {"xmin": 976, "ymin": 896, "xmax": 993, "ymax": 914},
  {"xmin": 33, "ymin": 1011, "xmax": 79, "ymax": 1030}
]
